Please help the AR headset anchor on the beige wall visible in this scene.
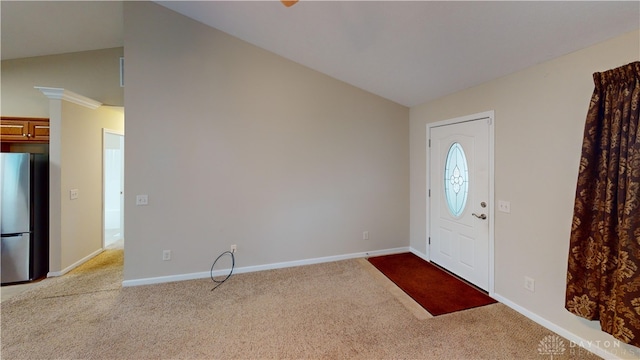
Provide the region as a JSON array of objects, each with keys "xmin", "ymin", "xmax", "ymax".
[
  {"xmin": 1, "ymin": 47, "xmax": 124, "ymax": 117},
  {"xmin": 410, "ymin": 30, "xmax": 640, "ymax": 358},
  {"xmin": 123, "ymin": 2, "xmax": 409, "ymax": 282},
  {"xmin": 49, "ymin": 101, "xmax": 124, "ymax": 273}
]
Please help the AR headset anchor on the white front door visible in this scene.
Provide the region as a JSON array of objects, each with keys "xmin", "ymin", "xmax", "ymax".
[{"xmin": 429, "ymin": 113, "xmax": 492, "ymax": 291}]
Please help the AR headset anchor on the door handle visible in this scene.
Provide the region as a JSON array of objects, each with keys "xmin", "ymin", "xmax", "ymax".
[{"xmin": 472, "ymin": 213, "xmax": 487, "ymax": 220}]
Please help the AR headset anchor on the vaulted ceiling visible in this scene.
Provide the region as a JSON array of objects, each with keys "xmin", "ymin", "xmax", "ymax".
[{"xmin": 2, "ymin": 1, "xmax": 638, "ymax": 107}]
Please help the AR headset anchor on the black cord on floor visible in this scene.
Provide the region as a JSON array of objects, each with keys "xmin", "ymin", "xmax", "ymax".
[{"xmin": 210, "ymin": 250, "xmax": 235, "ymax": 291}]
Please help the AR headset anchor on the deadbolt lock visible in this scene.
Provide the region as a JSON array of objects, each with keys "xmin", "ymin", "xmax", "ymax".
[{"xmin": 480, "ymin": 202, "xmax": 487, "ymax": 208}]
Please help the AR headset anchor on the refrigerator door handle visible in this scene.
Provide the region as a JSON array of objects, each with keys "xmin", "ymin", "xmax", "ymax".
[{"xmin": 1, "ymin": 232, "xmax": 30, "ymax": 237}]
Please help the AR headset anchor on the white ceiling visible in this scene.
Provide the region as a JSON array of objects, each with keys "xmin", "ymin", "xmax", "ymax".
[{"xmin": 2, "ymin": 1, "xmax": 639, "ymax": 107}]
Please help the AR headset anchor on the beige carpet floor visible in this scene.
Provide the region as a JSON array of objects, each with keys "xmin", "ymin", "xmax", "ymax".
[{"xmin": 1, "ymin": 248, "xmax": 600, "ymax": 359}]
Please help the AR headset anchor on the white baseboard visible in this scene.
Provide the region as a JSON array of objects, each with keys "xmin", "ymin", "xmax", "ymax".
[
  {"xmin": 122, "ymin": 247, "xmax": 409, "ymax": 287},
  {"xmin": 409, "ymin": 247, "xmax": 428, "ymax": 261},
  {"xmin": 492, "ymin": 293, "xmax": 639, "ymax": 360},
  {"xmin": 47, "ymin": 248, "xmax": 104, "ymax": 277}
]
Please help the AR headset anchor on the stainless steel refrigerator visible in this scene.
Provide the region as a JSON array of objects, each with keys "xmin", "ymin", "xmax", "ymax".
[{"xmin": 1, "ymin": 153, "xmax": 49, "ymax": 285}]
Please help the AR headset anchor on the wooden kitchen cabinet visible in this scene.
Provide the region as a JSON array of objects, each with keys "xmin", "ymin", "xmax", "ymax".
[{"xmin": 1, "ymin": 117, "xmax": 50, "ymax": 143}]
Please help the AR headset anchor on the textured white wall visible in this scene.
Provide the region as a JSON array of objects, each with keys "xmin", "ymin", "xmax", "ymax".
[
  {"xmin": 123, "ymin": 2, "xmax": 409, "ymax": 281},
  {"xmin": 410, "ymin": 30, "xmax": 640, "ymax": 358}
]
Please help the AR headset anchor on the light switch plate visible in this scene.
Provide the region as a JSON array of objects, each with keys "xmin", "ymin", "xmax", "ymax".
[
  {"xmin": 70, "ymin": 189, "xmax": 79, "ymax": 200},
  {"xmin": 498, "ymin": 200, "xmax": 511, "ymax": 213}
]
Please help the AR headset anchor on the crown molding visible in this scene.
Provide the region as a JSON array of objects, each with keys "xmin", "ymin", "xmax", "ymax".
[{"xmin": 35, "ymin": 86, "xmax": 102, "ymax": 110}]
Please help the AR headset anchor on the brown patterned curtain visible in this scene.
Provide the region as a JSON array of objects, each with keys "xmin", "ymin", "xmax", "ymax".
[{"xmin": 566, "ymin": 61, "xmax": 640, "ymax": 347}]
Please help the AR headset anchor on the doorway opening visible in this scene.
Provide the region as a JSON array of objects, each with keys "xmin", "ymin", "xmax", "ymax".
[{"xmin": 103, "ymin": 130, "xmax": 124, "ymax": 249}]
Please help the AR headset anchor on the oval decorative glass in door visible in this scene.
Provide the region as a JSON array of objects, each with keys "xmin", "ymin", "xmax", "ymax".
[{"xmin": 444, "ymin": 142, "xmax": 469, "ymax": 217}]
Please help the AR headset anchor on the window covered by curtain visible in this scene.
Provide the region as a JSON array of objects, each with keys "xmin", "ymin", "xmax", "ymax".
[{"xmin": 566, "ymin": 61, "xmax": 640, "ymax": 347}]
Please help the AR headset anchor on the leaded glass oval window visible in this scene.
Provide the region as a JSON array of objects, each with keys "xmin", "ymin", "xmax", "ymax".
[{"xmin": 444, "ymin": 142, "xmax": 469, "ymax": 217}]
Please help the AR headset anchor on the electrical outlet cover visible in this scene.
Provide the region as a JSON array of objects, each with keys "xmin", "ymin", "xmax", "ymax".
[
  {"xmin": 136, "ymin": 195, "xmax": 149, "ymax": 206},
  {"xmin": 524, "ymin": 276, "xmax": 535, "ymax": 292}
]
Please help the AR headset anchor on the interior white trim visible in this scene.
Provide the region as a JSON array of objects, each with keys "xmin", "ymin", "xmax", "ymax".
[
  {"xmin": 122, "ymin": 247, "xmax": 409, "ymax": 287},
  {"xmin": 47, "ymin": 248, "xmax": 104, "ymax": 277},
  {"xmin": 35, "ymin": 86, "xmax": 102, "ymax": 109},
  {"xmin": 410, "ymin": 247, "xmax": 428, "ymax": 262}
]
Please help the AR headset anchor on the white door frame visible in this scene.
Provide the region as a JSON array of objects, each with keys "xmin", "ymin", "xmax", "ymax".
[
  {"xmin": 102, "ymin": 128, "xmax": 125, "ymax": 249},
  {"xmin": 426, "ymin": 110, "xmax": 495, "ymax": 295}
]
